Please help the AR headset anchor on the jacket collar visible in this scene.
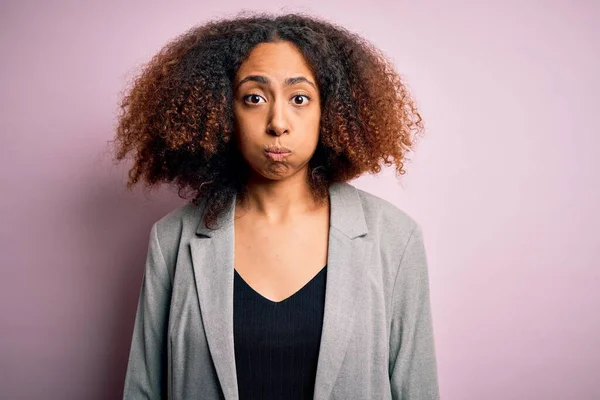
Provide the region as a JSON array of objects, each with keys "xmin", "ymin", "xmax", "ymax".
[{"xmin": 190, "ymin": 182, "xmax": 373, "ymax": 400}]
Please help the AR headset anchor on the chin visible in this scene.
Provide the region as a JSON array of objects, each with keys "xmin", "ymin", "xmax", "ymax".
[{"xmin": 249, "ymin": 164, "xmax": 297, "ymax": 182}]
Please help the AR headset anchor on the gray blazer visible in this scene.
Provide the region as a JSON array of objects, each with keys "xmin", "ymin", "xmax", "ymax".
[{"xmin": 123, "ymin": 182, "xmax": 439, "ymax": 399}]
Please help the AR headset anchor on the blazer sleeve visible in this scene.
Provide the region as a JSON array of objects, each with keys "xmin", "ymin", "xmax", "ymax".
[
  {"xmin": 123, "ymin": 222, "xmax": 172, "ymax": 399},
  {"xmin": 389, "ymin": 223, "xmax": 440, "ymax": 399}
]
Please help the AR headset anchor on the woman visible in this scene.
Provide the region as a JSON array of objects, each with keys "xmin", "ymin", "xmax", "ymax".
[{"xmin": 114, "ymin": 12, "xmax": 439, "ymax": 400}]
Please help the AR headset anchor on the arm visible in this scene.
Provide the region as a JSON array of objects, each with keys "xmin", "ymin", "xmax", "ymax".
[
  {"xmin": 389, "ymin": 224, "xmax": 440, "ymax": 399},
  {"xmin": 123, "ymin": 222, "xmax": 172, "ymax": 399}
]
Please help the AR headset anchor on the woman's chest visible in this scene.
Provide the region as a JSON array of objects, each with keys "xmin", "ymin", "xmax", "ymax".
[
  {"xmin": 166, "ymin": 227, "xmax": 395, "ymax": 399},
  {"xmin": 233, "ymin": 213, "xmax": 329, "ymax": 303}
]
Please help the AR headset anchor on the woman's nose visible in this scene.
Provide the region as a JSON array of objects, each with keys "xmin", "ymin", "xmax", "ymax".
[{"xmin": 266, "ymin": 99, "xmax": 289, "ymax": 136}]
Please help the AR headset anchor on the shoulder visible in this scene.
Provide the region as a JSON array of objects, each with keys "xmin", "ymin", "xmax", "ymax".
[
  {"xmin": 150, "ymin": 199, "xmax": 206, "ymax": 266},
  {"xmin": 153, "ymin": 200, "xmax": 205, "ymax": 238},
  {"xmin": 344, "ymin": 183, "xmax": 423, "ymax": 265},
  {"xmin": 352, "ymin": 184, "xmax": 420, "ymax": 234}
]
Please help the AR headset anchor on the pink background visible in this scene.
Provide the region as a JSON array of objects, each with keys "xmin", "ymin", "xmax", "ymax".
[{"xmin": 1, "ymin": 1, "xmax": 598, "ymax": 399}]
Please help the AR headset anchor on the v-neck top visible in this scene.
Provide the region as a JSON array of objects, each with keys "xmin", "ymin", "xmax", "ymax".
[{"xmin": 233, "ymin": 266, "xmax": 327, "ymax": 400}]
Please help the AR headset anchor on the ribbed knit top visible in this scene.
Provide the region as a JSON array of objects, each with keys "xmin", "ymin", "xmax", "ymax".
[{"xmin": 233, "ymin": 266, "xmax": 327, "ymax": 400}]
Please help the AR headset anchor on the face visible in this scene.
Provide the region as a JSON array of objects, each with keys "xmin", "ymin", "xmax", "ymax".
[{"xmin": 232, "ymin": 41, "xmax": 321, "ymax": 182}]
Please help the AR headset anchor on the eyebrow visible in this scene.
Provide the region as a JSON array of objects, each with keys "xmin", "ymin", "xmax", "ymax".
[{"xmin": 235, "ymin": 75, "xmax": 317, "ymax": 91}]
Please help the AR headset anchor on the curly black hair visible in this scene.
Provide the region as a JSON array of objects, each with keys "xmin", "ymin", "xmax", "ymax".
[{"xmin": 110, "ymin": 11, "xmax": 424, "ymax": 228}]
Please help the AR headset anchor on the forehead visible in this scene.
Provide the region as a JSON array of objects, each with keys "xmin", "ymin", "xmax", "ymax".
[{"xmin": 235, "ymin": 41, "xmax": 316, "ymax": 83}]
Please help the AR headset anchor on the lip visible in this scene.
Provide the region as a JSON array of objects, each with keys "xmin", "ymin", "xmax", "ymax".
[
  {"xmin": 264, "ymin": 145, "xmax": 292, "ymax": 160},
  {"xmin": 264, "ymin": 145, "xmax": 292, "ymax": 153},
  {"xmin": 265, "ymin": 150, "xmax": 291, "ymax": 161}
]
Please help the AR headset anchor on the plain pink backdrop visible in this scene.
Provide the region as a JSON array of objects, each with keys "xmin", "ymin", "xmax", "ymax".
[{"xmin": 1, "ymin": 1, "xmax": 598, "ymax": 399}]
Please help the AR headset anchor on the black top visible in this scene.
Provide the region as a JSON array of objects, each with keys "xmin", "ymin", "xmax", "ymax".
[{"xmin": 233, "ymin": 266, "xmax": 327, "ymax": 400}]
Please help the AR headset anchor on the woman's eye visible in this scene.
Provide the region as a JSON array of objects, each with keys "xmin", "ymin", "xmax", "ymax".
[
  {"xmin": 242, "ymin": 94, "xmax": 310, "ymax": 106},
  {"xmin": 243, "ymin": 94, "xmax": 266, "ymax": 105},
  {"xmin": 292, "ymin": 95, "xmax": 310, "ymax": 105}
]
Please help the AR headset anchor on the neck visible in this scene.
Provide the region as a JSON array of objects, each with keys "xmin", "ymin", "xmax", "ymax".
[{"xmin": 237, "ymin": 169, "xmax": 323, "ymax": 222}]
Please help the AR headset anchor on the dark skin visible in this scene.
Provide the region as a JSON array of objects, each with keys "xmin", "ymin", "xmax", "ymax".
[{"xmin": 232, "ymin": 41, "xmax": 329, "ymax": 303}]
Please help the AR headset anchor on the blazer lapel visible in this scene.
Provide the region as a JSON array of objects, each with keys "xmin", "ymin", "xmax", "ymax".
[
  {"xmin": 313, "ymin": 183, "xmax": 374, "ymax": 399},
  {"xmin": 188, "ymin": 182, "xmax": 372, "ymax": 400},
  {"xmin": 190, "ymin": 195, "xmax": 239, "ymax": 400}
]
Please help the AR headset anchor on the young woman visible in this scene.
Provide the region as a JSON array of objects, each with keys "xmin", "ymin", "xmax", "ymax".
[{"xmin": 114, "ymin": 12, "xmax": 439, "ymax": 400}]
